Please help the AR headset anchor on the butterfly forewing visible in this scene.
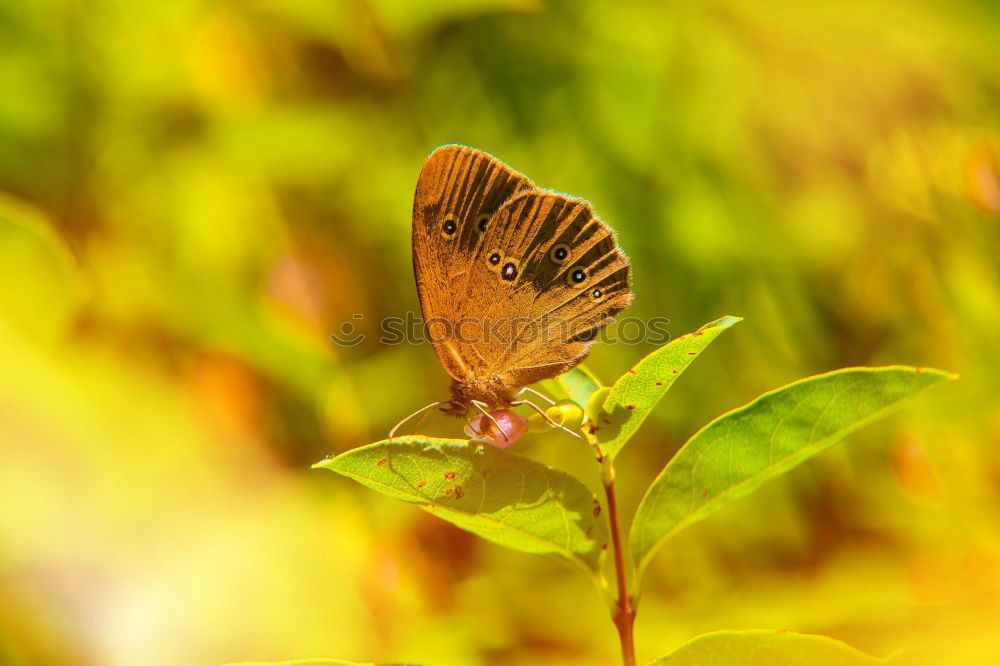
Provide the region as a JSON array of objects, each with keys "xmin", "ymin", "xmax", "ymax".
[{"xmin": 412, "ymin": 145, "xmax": 534, "ymax": 383}]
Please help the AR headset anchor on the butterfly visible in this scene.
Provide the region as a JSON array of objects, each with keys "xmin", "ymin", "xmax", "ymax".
[{"xmin": 393, "ymin": 144, "xmax": 633, "ymax": 442}]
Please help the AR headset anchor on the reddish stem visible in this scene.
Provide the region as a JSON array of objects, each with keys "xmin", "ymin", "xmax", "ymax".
[{"xmin": 603, "ymin": 465, "xmax": 636, "ymax": 666}]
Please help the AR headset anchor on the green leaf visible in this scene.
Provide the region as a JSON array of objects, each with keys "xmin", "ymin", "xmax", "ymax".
[
  {"xmin": 593, "ymin": 316, "xmax": 741, "ymax": 459},
  {"xmin": 556, "ymin": 365, "xmax": 604, "ymax": 408},
  {"xmin": 538, "ymin": 377, "xmax": 571, "ymax": 402},
  {"xmin": 314, "ymin": 437, "xmax": 608, "ymax": 573},
  {"xmin": 648, "ymin": 630, "xmax": 894, "ymax": 665},
  {"xmin": 632, "ymin": 366, "xmax": 955, "ymax": 575}
]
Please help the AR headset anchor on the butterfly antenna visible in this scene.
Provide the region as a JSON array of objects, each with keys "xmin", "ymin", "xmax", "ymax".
[
  {"xmin": 471, "ymin": 401, "xmax": 509, "ymax": 442},
  {"xmin": 389, "ymin": 401, "xmax": 443, "ymax": 441},
  {"xmin": 516, "ymin": 386, "xmax": 556, "ymax": 406},
  {"xmin": 512, "ymin": 399, "xmax": 581, "ymax": 439}
]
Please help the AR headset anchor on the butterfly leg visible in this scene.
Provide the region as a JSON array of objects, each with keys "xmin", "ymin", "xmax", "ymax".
[
  {"xmin": 511, "ymin": 399, "xmax": 581, "ymax": 439},
  {"xmin": 389, "ymin": 400, "xmax": 443, "ymax": 441},
  {"xmin": 470, "ymin": 400, "xmax": 509, "ymax": 442},
  {"xmin": 407, "ymin": 403, "xmax": 438, "ymax": 437},
  {"xmin": 515, "ymin": 386, "xmax": 555, "ymax": 406}
]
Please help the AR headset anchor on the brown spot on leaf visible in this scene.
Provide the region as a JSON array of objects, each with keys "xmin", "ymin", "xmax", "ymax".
[
  {"xmin": 444, "ymin": 471, "xmax": 456, "ymax": 481},
  {"xmin": 655, "ymin": 381, "xmax": 662, "ymax": 386},
  {"xmin": 701, "ymin": 487, "xmax": 709, "ymax": 497},
  {"xmin": 687, "ymin": 351, "xmax": 697, "ymax": 355},
  {"xmin": 416, "ymin": 480, "xmax": 426, "ymax": 488},
  {"xmin": 454, "ymin": 485, "xmax": 464, "ymax": 499},
  {"xmin": 593, "ymin": 501, "xmax": 602, "ymax": 517},
  {"xmin": 444, "ymin": 487, "xmax": 453, "ymax": 496},
  {"xmin": 693, "ymin": 330, "xmax": 704, "ymax": 336},
  {"xmin": 377, "ymin": 458, "xmax": 388, "ymax": 466},
  {"xmin": 626, "ymin": 404, "xmax": 636, "ymax": 410},
  {"xmin": 588, "ymin": 424, "xmax": 601, "ymax": 435},
  {"xmin": 602, "ymin": 543, "xmax": 609, "ymax": 551},
  {"xmin": 628, "ymin": 368, "xmax": 637, "ymax": 376},
  {"xmin": 671, "ymin": 369, "xmax": 678, "ymax": 374}
]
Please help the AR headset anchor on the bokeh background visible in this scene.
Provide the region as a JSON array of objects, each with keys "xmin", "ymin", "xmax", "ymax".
[{"xmin": 2, "ymin": 1, "xmax": 1000, "ymax": 664}]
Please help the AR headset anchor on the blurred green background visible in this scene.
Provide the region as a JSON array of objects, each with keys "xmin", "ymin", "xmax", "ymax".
[{"xmin": 2, "ymin": 1, "xmax": 999, "ymax": 664}]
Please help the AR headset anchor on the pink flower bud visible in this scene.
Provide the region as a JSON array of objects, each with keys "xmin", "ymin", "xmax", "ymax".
[{"xmin": 464, "ymin": 409, "xmax": 529, "ymax": 448}]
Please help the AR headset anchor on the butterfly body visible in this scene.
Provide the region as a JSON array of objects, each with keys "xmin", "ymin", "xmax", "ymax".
[
  {"xmin": 442, "ymin": 376, "xmax": 514, "ymax": 415},
  {"xmin": 411, "ymin": 145, "xmax": 633, "ymax": 419}
]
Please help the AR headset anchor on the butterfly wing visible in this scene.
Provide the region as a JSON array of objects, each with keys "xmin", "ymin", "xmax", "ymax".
[
  {"xmin": 460, "ymin": 190, "xmax": 633, "ymax": 393},
  {"xmin": 412, "ymin": 145, "xmax": 535, "ymax": 384}
]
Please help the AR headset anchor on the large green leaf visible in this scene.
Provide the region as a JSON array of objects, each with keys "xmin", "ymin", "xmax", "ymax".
[
  {"xmin": 631, "ymin": 366, "xmax": 955, "ymax": 574},
  {"xmin": 593, "ymin": 316, "xmax": 741, "ymax": 459},
  {"xmin": 315, "ymin": 437, "xmax": 608, "ymax": 573},
  {"xmin": 649, "ymin": 630, "xmax": 893, "ymax": 665}
]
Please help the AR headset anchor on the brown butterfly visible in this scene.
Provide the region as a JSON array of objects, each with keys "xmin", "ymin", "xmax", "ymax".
[{"xmin": 392, "ymin": 145, "xmax": 633, "ymax": 440}]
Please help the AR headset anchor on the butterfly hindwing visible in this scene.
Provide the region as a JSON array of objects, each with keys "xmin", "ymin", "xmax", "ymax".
[{"xmin": 456, "ymin": 190, "xmax": 633, "ymax": 390}]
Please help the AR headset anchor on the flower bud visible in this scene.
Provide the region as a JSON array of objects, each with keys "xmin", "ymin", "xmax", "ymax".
[{"xmin": 465, "ymin": 409, "xmax": 529, "ymax": 448}]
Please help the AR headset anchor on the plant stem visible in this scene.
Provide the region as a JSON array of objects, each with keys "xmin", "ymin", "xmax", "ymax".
[{"xmin": 602, "ymin": 462, "xmax": 636, "ymax": 666}]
